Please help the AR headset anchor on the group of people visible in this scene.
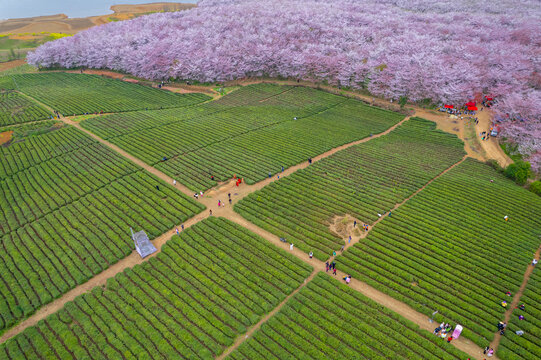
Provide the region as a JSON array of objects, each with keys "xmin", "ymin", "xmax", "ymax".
[
  {"xmin": 193, "ymin": 191, "xmax": 204, "ymax": 199},
  {"xmin": 353, "ymin": 220, "xmax": 369, "ymax": 231},
  {"xmin": 480, "ymin": 131, "xmax": 491, "ymax": 141},
  {"xmin": 325, "ymin": 260, "xmax": 337, "ymax": 275},
  {"xmin": 483, "ymin": 346, "xmax": 495, "ymax": 357},
  {"xmin": 432, "ymin": 322, "xmax": 454, "ymax": 343}
]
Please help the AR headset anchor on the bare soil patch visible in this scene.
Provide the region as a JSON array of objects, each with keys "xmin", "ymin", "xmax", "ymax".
[
  {"xmin": 0, "ymin": 131, "xmax": 13, "ymax": 145},
  {"xmin": 0, "ymin": 59, "xmax": 25, "ymax": 72}
]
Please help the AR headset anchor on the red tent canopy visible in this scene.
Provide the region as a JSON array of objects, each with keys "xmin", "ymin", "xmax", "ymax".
[
  {"xmin": 486, "ymin": 97, "xmax": 493, "ymax": 101},
  {"xmin": 465, "ymin": 101, "xmax": 476, "ymax": 107},
  {"xmin": 444, "ymin": 104, "xmax": 454, "ymax": 109},
  {"xmin": 467, "ymin": 106, "xmax": 478, "ymax": 111}
]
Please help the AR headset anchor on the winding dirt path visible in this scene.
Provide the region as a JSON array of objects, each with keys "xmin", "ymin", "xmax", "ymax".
[{"xmin": 491, "ymin": 245, "xmax": 541, "ymax": 352}]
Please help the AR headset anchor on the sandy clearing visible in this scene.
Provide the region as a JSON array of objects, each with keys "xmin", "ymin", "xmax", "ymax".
[{"xmin": 475, "ymin": 107, "xmax": 513, "ymax": 168}]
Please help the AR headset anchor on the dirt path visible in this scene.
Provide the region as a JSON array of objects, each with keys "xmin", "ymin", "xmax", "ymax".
[
  {"xmin": 225, "ymin": 212, "xmax": 490, "ymax": 360},
  {"xmin": 491, "ymin": 245, "xmax": 541, "ymax": 352},
  {"xmin": 0, "ymin": 210, "xmax": 208, "ymax": 344},
  {"xmin": 324, "ymin": 155, "xmax": 468, "ymax": 255},
  {"xmin": 2, "ymin": 89, "xmax": 495, "ymax": 359},
  {"xmin": 0, "ymin": 113, "xmax": 409, "ymax": 343},
  {"xmin": 60, "ymin": 117, "xmax": 196, "ymax": 196},
  {"xmin": 228, "ymin": 78, "xmax": 513, "ymax": 166},
  {"xmin": 475, "ymin": 106, "xmax": 513, "ymax": 168},
  {"xmin": 0, "ymin": 59, "xmax": 26, "ymax": 73},
  {"xmin": 216, "ymin": 269, "xmax": 318, "ymax": 360}
]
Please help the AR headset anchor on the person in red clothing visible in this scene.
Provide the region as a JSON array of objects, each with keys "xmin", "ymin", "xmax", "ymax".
[
  {"xmin": 447, "ymin": 336, "xmax": 453, "ymax": 343},
  {"xmin": 333, "ymin": 268, "xmax": 337, "ymax": 275}
]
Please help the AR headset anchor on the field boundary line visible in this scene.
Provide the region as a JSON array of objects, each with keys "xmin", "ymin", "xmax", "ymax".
[
  {"xmin": 216, "ymin": 269, "xmax": 318, "ymax": 360},
  {"xmin": 0, "ymin": 118, "xmax": 53, "ymax": 129},
  {"xmin": 492, "ymin": 244, "xmax": 541, "ymax": 353}
]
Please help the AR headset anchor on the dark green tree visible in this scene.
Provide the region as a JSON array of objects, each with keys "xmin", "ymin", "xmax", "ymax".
[{"xmin": 503, "ymin": 160, "xmax": 532, "ymax": 185}]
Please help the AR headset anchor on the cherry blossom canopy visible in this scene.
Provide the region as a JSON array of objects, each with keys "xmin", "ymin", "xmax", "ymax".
[{"xmin": 27, "ymin": 0, "xmax": 541, "ymax": 170}]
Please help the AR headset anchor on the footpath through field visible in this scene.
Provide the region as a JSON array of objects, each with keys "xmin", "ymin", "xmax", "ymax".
[
  {"xmin": 222, "ymin": 155, "xmax": 494, "ymax": 360},
  {"xmin": 490, "ymin": 245, "xmax": 541, "ymax": 353},
  {"xmin": 216, "ymin": 269, "xmax": 319, "ymax": 360},
  {"xmin": 0, "ymin": 114, "xmax": 408, "ymax": 343},
  {"xmin": 2, "ymin": 94, "xmax": 510, "ymax": 360}
]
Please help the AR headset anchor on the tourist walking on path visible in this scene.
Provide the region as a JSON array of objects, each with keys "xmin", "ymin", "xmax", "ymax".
[
  {"xmin": 181, "ymin": 224, "xmax": 184, "ymax": 231},
  {"xmin": 176, "ymin": 227, "xmax": 179, "ymax": 234},
  {"xmin": 533, "ymin": 258, "xmax": 538, "ymax": 266},
  {"xmin": 333, "ymin": 267, "xmax": 337, "ymax": 275},
  {"xmin": 173, "ymin": 180, "xmax": 176, "ymax": 185},
  {"xmin": 281, "ymin": 165, "xmax": 284, "ymax": 172},
  {"xmin": 353, "ymin": 220, "xmax": 357, "ymax": 228},
  {"xmin": 331, "ymin": 261, "xmax": 336, "ymax": 269},
  {"xmin": 309, "ymin": 251, "xmax": 313, "ymax": 259},
  {"xmin": 325, "ymin": 261, "xmax": 329, "ymax": 272},
  {"xmin": 209, "ymin": 209, "xmax": 212, "ymax": 216},
  {"xmin": 290, "ymin": 243, "xmax": 294, "ymax": 251}
]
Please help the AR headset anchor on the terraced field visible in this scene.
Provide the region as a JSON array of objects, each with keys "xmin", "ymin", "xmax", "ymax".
[
  {"xmin": 228, "ymin": 274, "xmax": 468, "ymax": 360},
  {"xmin": 0, "ymin": 91, "xmax": 50, "ymax": 126},
  {"xmin": 0, "ymin": 121, "xmax": 93, "ymax": 178},
  {"xmin": 0, "ymin": 75, "xmax": 538, "ymax": 360},
  {"xmin": 235, "ymin": 118, "xmax": 466, "ymax": 260},
  {"xmin": 0, "ymin": 217, "xmax": 313, "ymax": 359},
  {"xmin": 0, "ymin": 122, "xmax": 204, "ymax": 331},
  {"xmin": 0, "ymin": 72, "xmax": 211, "ymax": 115},
  {"xmin": 498, "ymin": 266, "xmax": 541, "ymax": 360},
  {"xmin": 81, "ymin": 83, "xmax": 405, "ymax": 191},
  {"xmin": 337, "ymin": 158, "xmax": 541, "ymax": 346}
]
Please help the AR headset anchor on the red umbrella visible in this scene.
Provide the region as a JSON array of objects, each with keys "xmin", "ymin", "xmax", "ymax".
[
  {"xmin": 465, "ymin": 101, "xmax": 476, "ymax": 107},
  {"xmin": 467, "ymin": 106, "xmax": 478, "ymax": 111},
  {"xmin": 444, "ymin": 104, "xmax": 454, "ymax": 109},
  {"xmin": 486, "ymin": 97, "xmax": 493, "ymax": 101}
]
